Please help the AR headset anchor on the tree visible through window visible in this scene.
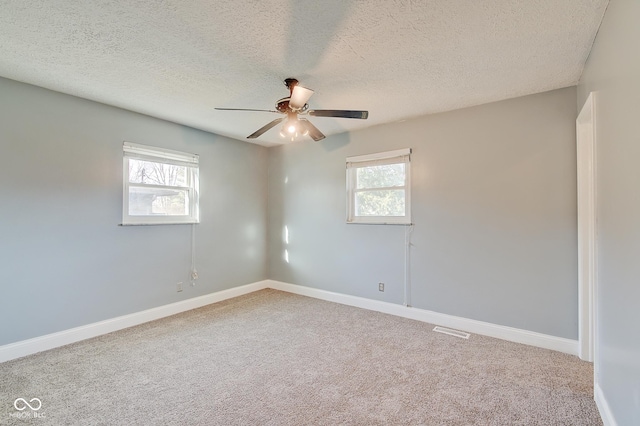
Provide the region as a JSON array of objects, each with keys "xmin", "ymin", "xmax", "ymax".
[
  {"xmin": 347, "ymin": 149, "xmax": 411, "ymax": 224},
  {"xmin": 123, "ymin": 142, "xmax": 199, "ymax": 225},
  {"xmin": 355, "ymin": 163, "xmax": 406, "ymax": 216},
  {"xmin": 128, "ymin": 159, "xmax": 189, "ymax": 216}
]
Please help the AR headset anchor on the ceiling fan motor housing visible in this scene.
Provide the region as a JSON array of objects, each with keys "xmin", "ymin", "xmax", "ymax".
[{"xmin": 276, "ymin": 97, "xmax": 308, "ymax": 113}]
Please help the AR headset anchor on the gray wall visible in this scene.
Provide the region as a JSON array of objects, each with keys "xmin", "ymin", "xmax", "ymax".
[
  {"xmin": 0, "ymin": 77, "xmax": 268, "ymax": 346},
  {"xmin": 578, "ymin": 0, "xmax": 640, "ymax": 424},
  {"xmin": 0, "ymin": 73, "xmax": 582, "ymax": 353},
  {"xmin": 269, "ymin": 87, "xmax": 578, "ymax": 339}
]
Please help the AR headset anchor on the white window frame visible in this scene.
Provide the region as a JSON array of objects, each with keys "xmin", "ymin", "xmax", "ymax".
[
  {"xmin": 122, "ymin": 142, "xmax": 199, "ymax": 225},
  {"xmin": 346, "ymin": 148, "xmax": 411, "ymax": 225}
]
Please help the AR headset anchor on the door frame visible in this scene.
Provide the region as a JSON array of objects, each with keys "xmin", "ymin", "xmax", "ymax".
[{"xmin": 576, "ymin": 92, "xmax": 597, "ymax": 363}]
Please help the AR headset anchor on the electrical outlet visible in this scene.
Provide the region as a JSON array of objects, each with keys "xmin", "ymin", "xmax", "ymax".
[
  {"xmin": 191, "ymin": 270, "xmax": 199, "ymax": 280},
  {"xmin": 378, "ymin": 282, "xmax": 385, "ymax": 292},
  {"xmin": 177, "ymin": 282, "xmax": 183, "ymax": 292}
]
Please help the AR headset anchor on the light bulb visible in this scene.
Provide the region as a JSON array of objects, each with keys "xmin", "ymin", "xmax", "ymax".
[{"xmin": 280, "ymin": 114, "xmax": 301, "ymax": 140}]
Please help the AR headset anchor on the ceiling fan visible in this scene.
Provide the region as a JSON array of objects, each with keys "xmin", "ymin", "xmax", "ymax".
[{"xmin": 215, "ymin": 78, "xmax": 368, "ymax": 142}]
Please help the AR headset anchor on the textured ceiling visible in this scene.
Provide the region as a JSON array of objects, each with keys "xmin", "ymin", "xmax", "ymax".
[{"xmin": 0, "ymin": 0, "xmax": 608, "ymax": 146}]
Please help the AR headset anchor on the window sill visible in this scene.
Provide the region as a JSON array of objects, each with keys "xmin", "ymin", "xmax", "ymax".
[{"xmin": 346, "ymin": 221, "xmax": 413, "ymax": 226}]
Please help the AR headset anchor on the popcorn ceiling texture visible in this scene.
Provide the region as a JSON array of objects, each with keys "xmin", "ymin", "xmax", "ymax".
[{"xmin": 0, "ymin": 0, "xmax": 608, "ymax": 146}]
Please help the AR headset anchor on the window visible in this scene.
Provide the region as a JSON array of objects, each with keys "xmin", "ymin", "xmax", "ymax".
[
  {"xmin": 123, "ymin": 142, "xmax": 199, "ymax": 225},
  {"xmin": 346, "ymin": 148, "xmax": 411, "ymax": 224}
]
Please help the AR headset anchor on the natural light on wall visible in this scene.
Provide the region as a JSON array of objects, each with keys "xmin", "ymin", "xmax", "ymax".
[
  {"xmin": 283, "ymin": 225, "xmax": 290, "ymax": 263},
  {"xmin": 346, "ymin": 148, "xmax": 411, "ymax": 224},
  {"xmin": 122, "ymin": 142, "xmax": 199, "ymax": 225}
]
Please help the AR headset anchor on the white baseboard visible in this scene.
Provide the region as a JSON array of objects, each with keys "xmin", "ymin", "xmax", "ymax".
[
  {"xmin": 1, "ymin": 279, "xmax": 579, "ymax": 364},
  {"xmin": 266, "ymin": 280, "xmax": 579, "ymax": 356},
  {"xmin": 595, "ymin": 382, "xmax": 618, "ymax": 426},
  {"xmin": 0, "ymin": 280, "xmax": 269, "ymax": 363}
]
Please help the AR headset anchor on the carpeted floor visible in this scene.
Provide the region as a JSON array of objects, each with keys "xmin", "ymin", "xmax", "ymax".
[{"xmin": 1, "ymin": 289, "xmax": 602, "ymax": 425}]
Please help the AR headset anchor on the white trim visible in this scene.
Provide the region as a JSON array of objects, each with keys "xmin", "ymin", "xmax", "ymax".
[
  {"xmin": 0, "ymin": 281, "xmax": 269, "ymax": 363},
  {"xmin": 123, "ymin": 141, "xmax": 199, "ymax": 165},
  {"xmin": 576, "ymin": 91, "xmax": 597, "ymax": 362},
  {"xmin": 346, "ymin": 148, "xmax": 411, "ymax": 164},
  {"xmin": 1, "ymin": 279, "xmax": 580, "ymax": 364},
  {"xmin": 266, "ymin": 280, "xmax": 579, "ymax": 355},
  {"xmin": 594, "ymin": 382, "xmax": 618, "ymax": 426}
]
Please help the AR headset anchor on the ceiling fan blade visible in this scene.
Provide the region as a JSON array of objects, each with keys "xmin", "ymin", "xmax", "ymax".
[
  {"xmin": 289, "ymin": 85, "xmax": 314, "ymax": 110},
  {"xmin": 216, "ymin": 108, "xmax": 279, "ymax": 113},
  {"xmin": 308, "ymin": 109, "xmax": 368, "ymax": 119},
  {"xmin": 299, "ymin": 118, "xmax": 326, "ymax": 141},
  {"xmin": 247, "ymin": 118, "xmax": 285, "ymax": 139}
]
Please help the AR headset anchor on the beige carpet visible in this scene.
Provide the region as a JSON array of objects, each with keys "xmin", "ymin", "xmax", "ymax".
[{"xmin": 1, "ymin": 289, "xmax": 601, "ymax": 425}]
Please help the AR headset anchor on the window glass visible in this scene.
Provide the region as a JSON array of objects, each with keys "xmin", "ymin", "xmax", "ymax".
[
  {"xmin": 123, "ymin": 142, "xmax": 199, "ymax": 225},
  {"xmin": 346, "ymin": 149, "xmax": 411, "ymax": 224},
  {"xmin": 355, "ymin": 189, "xmax": 406, "ymax": 217},
  {"xmin": 128, "ymin": 187, "xmax": 189, "ymax": 216},
  {"xmin": 356, "ymin": 163, "xmax": 405, "ymax": 189},
  {"xmin": 128, "ymin": 159, "xmax": 187, "ymax": 187}
]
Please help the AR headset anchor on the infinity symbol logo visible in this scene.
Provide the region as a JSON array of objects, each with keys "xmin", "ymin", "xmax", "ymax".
[{"xmin": 14, "ymin": 398, "xmax": 42, "ymax": 411}]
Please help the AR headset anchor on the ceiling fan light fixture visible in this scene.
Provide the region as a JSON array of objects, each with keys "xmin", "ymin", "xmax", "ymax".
[
  {"xmin": 280, "ymin": 113, "xmax": 303, "ymax": 140},
  {"xmin": 289, "ymin": 85, "xmax": 314, "ymax": 110},
  {"xmin": 217, "ymin": 78, "xmax": 367, "ymax": 142}
]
